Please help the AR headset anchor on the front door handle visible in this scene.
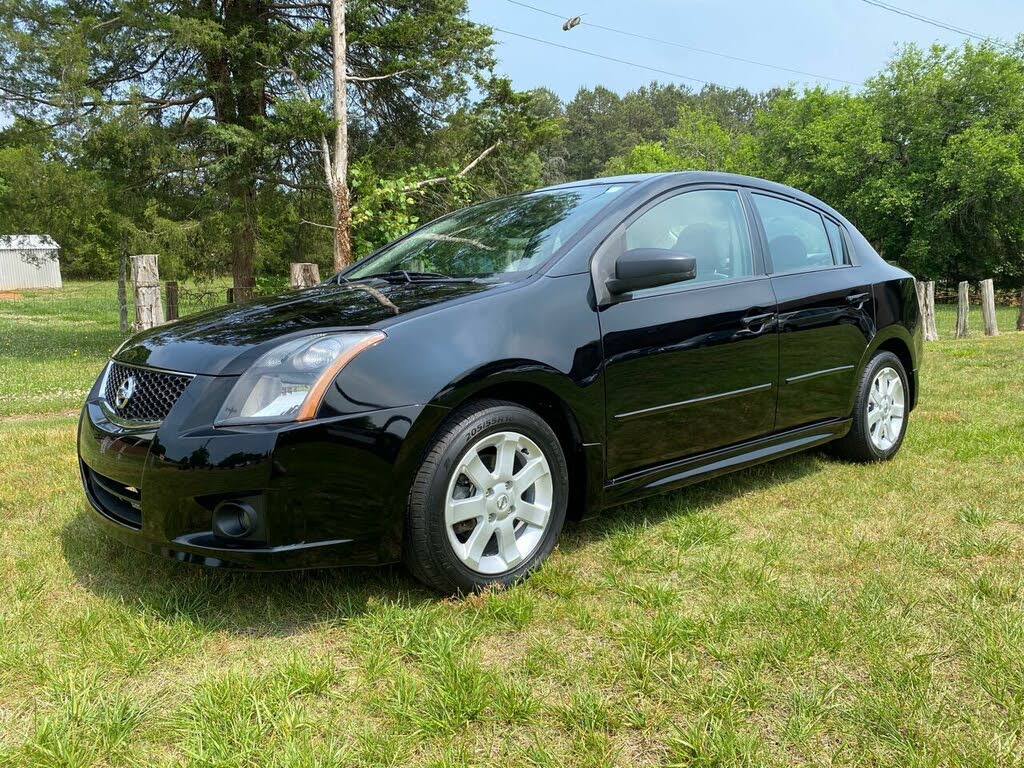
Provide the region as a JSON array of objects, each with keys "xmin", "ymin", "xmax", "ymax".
[
  {"xmin": 846, "ymin": 292, "xmax": 870, "ymax": 306},
  {"xmin": 739, "ymin": 312, "xmax": 777, "ymax": 336},
  {"xmin": 742, "ymin": 312, "xmax": 776, "ymax": 328}
]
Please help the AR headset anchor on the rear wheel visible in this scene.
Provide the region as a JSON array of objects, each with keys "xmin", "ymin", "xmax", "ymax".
[
  {"xmin": 830, "ymin": 351, "xmax": 909, "ymax": 462},
  {"xmin": 403, "ymin": 400, "xmax": 568, "ymax": 594}
]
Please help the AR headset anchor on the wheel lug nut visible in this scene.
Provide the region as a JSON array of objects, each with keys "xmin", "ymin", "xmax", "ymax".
[{"xmin": 505, "ymin": 481, "xmax": 513, "ymax": 489}]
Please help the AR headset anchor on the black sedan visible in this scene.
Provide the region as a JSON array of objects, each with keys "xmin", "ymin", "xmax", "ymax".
[{"xmin": 79, "ymin": 172, "xmax": 922, "ymax": 593}]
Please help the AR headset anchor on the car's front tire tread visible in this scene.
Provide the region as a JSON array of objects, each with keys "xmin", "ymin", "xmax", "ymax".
[{"xmin": 403, "ymin": 399, "xmax": 568, "ymax": 594}]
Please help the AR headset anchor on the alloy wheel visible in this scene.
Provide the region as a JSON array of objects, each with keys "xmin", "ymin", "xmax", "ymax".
[
  {"xmin": 867, "ymin": 366, "xmax": 905, "ymax": 452},
  {"xmin": 444, "ymin": 431, "xmax": 553, "ymax": 575}
]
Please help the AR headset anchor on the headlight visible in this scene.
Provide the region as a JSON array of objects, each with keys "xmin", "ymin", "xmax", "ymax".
[{"xmin": 215, "ymin": 331, "xmax": 385, "ymax": 425}]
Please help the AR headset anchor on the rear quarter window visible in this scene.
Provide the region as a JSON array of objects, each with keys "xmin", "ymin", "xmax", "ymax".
[{"xmin": 823, "ymin": 218, "xmax": 849, "ymax": 265}]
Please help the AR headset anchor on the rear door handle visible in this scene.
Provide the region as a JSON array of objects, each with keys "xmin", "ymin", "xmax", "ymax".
[{"xmin": 846, "ymin": 292, "xmax": 870, "ymax": 306}]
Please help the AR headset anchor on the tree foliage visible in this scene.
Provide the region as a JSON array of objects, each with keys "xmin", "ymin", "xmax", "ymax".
[
  {"xmin": 0, "ymin": 0, "xmax": 510, "ymax": 292},
  {"xmin": 601, "ymin": 41, "xmax": 1024, "ymax": 286},
  {"xmin": 1, "ymin": 18, "xmax": 1023, "ymax": 290}
]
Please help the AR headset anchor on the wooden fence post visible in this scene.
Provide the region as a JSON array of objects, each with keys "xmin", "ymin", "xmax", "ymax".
[
  {"xmin": 916, "ymin": 280, "xmax": 939, "ymax": 341},
  {"xmin": 289, "ymin": 262, "xmax": 321, "ymax": 288},
  {"xmin": 980, "ymin": 279, "xmax": 999, "ymax": 336},
  {"xmin": 131, "ymin": 254, "xmax": 163, "ymax": 331},
  {"xmin": 166, "ymin": 281, "xmax": 179, "ymax": 321},
  {"xmin": 955, "ymin": 281, "xmax": 970, "ymax": 338},
  {"xmin": 1017, "ymin": 287, "xmax": 1024, "ymax": 332},
  {"xmin": 226, "ymin": 287, "xmax": 234, "ymax": 304},
  {"xmin": 118, "ymin": 239, "xmax": 129, "ymax": 334}
]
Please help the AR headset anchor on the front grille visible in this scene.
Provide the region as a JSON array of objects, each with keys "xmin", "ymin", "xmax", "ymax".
[
  {"xmin": 103, "ymin": 362, "xmax": 192, "ymax": 423},
  {"xmin": 84, "ymin": 466, "xmax": 143, "ymax": 529}
]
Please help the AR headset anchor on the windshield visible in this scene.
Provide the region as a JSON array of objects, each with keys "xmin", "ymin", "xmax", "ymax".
[{"xmin": 346, "ymin": 184, "xmax": 629, "ymax": 280}]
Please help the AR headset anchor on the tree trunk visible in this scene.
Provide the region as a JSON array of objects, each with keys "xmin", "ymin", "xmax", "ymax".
[
  {"xmin": 980, "ymin": 278, "xmax": 998, "ymax": 336},
  {"xmin": 1017, "ymin": 288, "xmax": 1024, "ymax": 331},
  {"xmin": 289, "ymin": 262, "xmax": 321, "ymax": 288},
  {"xmin": 955, "ymin": 281, "xmax": 970, "ymax": 338},
  {"xmin": 231, "ymin": 184, "xmax": 258, "ymax": 302},
  {"xmin": 332, "ymin": 180, "xmax": 353, "ymax": 270},
  {"xmin": 916, "ymin": 280, "xmax": 939, "ymax": 341},
  {"xmin": 131, "ymin": 254, "xmax": 163, "ymax": 331},
  {"xmin": 330, "ymin": 0, "xmax": 353, "ymax": 271},
  {"xmin": 222, "ymin": 0, "xmax": 266, "ymax": 302}
]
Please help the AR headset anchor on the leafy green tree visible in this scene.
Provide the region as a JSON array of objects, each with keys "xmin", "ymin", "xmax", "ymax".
[
  {"xmin": 563, "ymin": 82, "xmax": 692, "ymax": 180},
  {"xmin": 0, "ymin": 128, "xmax": 120, "ymax": 277},
  {"xmin": 603, "ymin": 104, "xmax": 745, "ymax": 175},
  {"xmin": 0, "ymin": 0, "xmax": 493, "ymax": 296},
  {"xmin": 603, "ymin": 141, "xmax": 685, "ymax": 176},
  {"xmin": 744, "ymin": 43, "xmax": 1024, "ymax": 287}
]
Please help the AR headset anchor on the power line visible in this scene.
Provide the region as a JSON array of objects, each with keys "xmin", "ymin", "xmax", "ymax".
[
  {"xmin": 859, "ymin": 0, "xmax": 1010, "ymax": 49},
  {"xmin": 490, "ymin": 26, "xmax": 711, "ymax": 85},
  {"xmin": 505, "ymin": 0, "xmax": 864, "ymax": 87}
]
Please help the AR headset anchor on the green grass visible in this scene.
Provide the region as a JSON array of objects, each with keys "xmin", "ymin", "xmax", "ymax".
[
  {"xmin": 0, "ymin": 280, "xmax": 242, "ymax": 417},
  {"xmin": 2, "ymin": 282, "xmax": 1024, "ymax": 766}
]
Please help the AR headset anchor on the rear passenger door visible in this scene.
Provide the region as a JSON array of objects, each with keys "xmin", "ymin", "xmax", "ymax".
[{"xmin": 747, "ymin": 191, "xmax": 874, "ymax": 431}]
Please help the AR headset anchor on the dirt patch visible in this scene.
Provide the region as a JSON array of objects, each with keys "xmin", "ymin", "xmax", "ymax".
[{"xmin": 0, "ymin": 291, "xmax": 22, "ymax": 301}]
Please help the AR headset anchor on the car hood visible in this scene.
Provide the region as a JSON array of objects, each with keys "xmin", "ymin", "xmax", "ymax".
[{"xmin": 114, "ymin": 279, "xmax": 497, "ymax": 375}]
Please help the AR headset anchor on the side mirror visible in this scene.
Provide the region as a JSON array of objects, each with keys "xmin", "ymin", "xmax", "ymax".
[{"xmin": 606, "ymin": 248, "xmax": 697, "ymax": 296}]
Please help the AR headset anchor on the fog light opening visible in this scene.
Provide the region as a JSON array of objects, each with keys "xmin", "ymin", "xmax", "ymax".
[{"xmin": 212, "ymin": 501, "xmax": 258, "ymax": 540}]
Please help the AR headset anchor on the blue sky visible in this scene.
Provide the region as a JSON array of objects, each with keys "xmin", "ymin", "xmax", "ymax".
[{"xmin": 467, "ymin": 0, "xmax": 1024, "ymax": 98}]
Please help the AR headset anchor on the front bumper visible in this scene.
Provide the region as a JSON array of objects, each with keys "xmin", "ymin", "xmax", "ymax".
[{"xmin": 77, "ymin": 372, "xmax": 445, "ymax": 570}]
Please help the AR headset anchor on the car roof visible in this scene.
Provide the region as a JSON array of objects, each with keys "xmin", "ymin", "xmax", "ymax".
[{"xmin": 537, "ymin": 171, "xmax": 850, "ymax": 228}]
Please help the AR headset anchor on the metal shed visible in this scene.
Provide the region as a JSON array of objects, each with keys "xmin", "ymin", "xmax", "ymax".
[{"xmin": 0, "ymin": 235, "xmax": 62, "ymax": 290}]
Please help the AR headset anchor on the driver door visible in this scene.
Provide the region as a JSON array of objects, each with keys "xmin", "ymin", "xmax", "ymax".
[{"xmin": 598, "ymin": 186, "xmax": 780, "ymax": 480}]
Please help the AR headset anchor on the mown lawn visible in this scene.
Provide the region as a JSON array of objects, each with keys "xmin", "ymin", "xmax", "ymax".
[{"xmin": 1, "ymin": 282, "xmax": 1023, "ymax": 766}]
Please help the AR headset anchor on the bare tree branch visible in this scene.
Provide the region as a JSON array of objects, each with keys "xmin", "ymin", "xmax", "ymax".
[
  {"xmin": 299, "ymin": 218, "xmax": 337, "ymax": 230},
  {"xmin": 257, "ymin": 175, "xmax": 327, "ymax": 191},
  {"xmin": 346, "ymin": 69, "xmax": 410, "ymax": 82},
  {"xmin": 401, "ymin": 142, "xmax": 501, "ymax": 193},
  {"xmin": 0, "ymin": 84, "xmax": 208, "ymax": 112},
  {"xmin": 269, "ymin": 1, "xmax": 329, "ymax": 9}
]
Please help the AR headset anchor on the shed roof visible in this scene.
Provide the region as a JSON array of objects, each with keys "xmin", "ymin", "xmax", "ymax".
[{"xmin": 0, "ymin": 235, "xmax": 60, "ymax": 251}]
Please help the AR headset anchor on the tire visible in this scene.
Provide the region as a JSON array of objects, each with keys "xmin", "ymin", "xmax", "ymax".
[
  {"xmin": 829, "ymin": 351, "xmax": 909, "ymax": 462},
  {"xmin": 403, "ymin": 399, "xmax": 569, "ymax": 594}
]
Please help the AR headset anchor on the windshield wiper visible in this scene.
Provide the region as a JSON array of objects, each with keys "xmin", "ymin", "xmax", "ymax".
[{"xmin": 361, "ymin": 269, "xmax": 460, "ymax": 283}]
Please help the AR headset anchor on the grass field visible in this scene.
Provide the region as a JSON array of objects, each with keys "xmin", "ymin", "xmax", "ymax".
[{"xmin": 1, "ymin": 282, "xmax": 1023, "ymax": 766}]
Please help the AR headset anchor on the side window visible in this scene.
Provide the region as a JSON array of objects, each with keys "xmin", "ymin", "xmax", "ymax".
[
  {"xmin": 624, "ymin": 189, "xmax": 754, "ymax": 286},
  {"xmin": 823, "ymin": 218, "xmax": 848, "ymax": 265},
  {"xmin": 752, "ymin": 194, "xmax": 834, "ymax": 273}
]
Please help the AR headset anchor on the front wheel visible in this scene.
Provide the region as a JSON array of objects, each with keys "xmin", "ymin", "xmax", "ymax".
[
  {"xmin": 830, "ymin": 351, "xmax": 909, "ymax": 462},
  {"xmin": 403, "ymin": 400, "xmax": 568, "ymax": 594}
]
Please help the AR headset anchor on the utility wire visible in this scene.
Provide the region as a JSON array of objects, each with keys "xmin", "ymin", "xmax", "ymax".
[
  {"xmin": 490, "ymin": 26, "xmax": 711, "ymax": 85},
  {"xmin": 505, "ymin": 0, "xmax": 864, "ymax": 87},
  {"xmin": 858, "ymin": 0, "xmax": 1010, "ymax": 49}
]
